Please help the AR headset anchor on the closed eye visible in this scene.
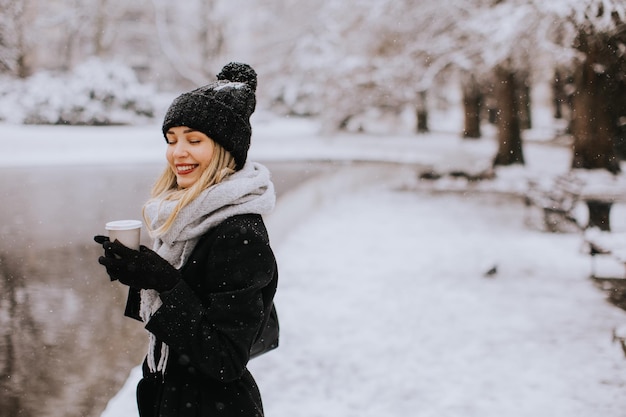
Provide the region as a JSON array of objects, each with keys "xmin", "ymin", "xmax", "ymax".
[{"xmin": 186, "ymin": 135, "xmax": 205, "ymax": 144}]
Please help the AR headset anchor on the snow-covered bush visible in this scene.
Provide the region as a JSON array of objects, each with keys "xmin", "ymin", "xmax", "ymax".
[{"xmin": 0, "ymin": 58, "xmax": 156, "ymax": 125}]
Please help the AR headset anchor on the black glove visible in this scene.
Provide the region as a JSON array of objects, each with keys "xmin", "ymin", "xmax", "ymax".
[{"xmin": 94, "ymin": 235, "xmax": 180, "ymax": 292}]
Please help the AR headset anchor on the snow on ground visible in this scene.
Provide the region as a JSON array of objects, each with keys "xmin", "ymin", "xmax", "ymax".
[
  {"xmin": 0, "ymin": 113, "xmax": 497, "ymax": 170},
  {"xmin": 3, "ymin": 117, "xmax": 626, "ymax": 416},
  {"xmin": 255, "ymin": 189, "xmax": 626, "ymax": 417}
]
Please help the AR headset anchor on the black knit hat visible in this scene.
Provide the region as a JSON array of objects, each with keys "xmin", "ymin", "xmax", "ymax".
[{"xmin": 162, "ymin": 62, "xmax": 257, "ymax": 170}]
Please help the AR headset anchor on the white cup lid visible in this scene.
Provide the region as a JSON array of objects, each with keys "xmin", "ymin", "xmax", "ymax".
[{"xmin": 105, "ymin": 220, "xmax": 142, "ymax": 231}]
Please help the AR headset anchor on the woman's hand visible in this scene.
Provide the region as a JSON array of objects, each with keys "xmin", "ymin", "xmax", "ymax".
[{"xmin": 94, "ymin": 235, "xmax": 180, "ymax": 292}]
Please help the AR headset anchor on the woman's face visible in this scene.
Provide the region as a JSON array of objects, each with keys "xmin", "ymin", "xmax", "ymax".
[{"xmin": 165, "ymin": 126, "xmax": 215, "ymax": 189}]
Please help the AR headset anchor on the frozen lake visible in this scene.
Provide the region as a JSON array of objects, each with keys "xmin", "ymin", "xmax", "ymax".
[{"xmin": 0, "ymin": 160, "xmax": 337, "ymax": 417}]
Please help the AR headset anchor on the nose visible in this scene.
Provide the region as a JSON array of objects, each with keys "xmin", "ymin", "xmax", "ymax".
[{"xmin": 172, "ymin": 141, "xmax": 189, "ymax": 158}]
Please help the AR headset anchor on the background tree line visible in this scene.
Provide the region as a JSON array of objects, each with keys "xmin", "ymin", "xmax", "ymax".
[{"xmin": 1, "ymin": 0, "xmax": 626, "ymax": 174}]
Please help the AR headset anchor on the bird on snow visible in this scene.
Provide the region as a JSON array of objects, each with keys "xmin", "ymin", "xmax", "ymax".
[{"xmin": 482, "ymin": 264, "xmax": 498, "ymax": 278}]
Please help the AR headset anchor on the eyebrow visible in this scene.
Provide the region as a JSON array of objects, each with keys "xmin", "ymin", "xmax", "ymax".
[{"xmin": 166, "ymin": 128, "xmax": 198, "ymax": 135}]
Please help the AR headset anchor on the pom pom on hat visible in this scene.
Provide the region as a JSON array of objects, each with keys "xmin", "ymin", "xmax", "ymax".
[
  {"xmin": 162, "ymin": 62, "xmax": 258, "ymax": 170},
  {"xmin": 217, "ymin": 62, "xmax": 257, "ymax": 92}
]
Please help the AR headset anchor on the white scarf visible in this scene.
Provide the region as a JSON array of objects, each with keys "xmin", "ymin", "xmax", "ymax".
[{"xmin": 140, "ymin": 161, "xmax": 276, "ymax": 373}]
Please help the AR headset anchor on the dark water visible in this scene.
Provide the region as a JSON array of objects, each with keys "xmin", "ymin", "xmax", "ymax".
[
  {"xmin": 0, "ymin": 163, "xmax": 161, "ymax": 417},
  {"xmin": 0, "ymin": 161, "xmax": 331, "ymax": 417}
]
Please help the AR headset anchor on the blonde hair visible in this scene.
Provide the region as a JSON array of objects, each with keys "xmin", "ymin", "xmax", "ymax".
[{"xmin": 143, "ymin": 141, "xmax": 237, "ymax": 236}]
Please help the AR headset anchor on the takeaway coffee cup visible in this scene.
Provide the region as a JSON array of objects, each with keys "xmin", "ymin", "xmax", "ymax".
[{"xmin": 105, "ymin": 220, "xmax": 142, "ymax": 250}]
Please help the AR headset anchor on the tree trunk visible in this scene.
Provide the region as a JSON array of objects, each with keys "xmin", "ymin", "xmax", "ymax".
[
  {"xmin": 552, "ymin": 69, "xmax": 567, "ymax": 119},
  {"xmin": 493, "ymin": 66, "xmax": 525, "ymax": 166},
  {"xmin": 0, "ymin": 0, "xmax": 31, "ymax": 78},
  {"xmin": 93, "ymin": 0, "xmax": 108, "ymax": 57},
  {"xmin": 570, "ymin": 38, "xmax": 620, "ymax": 174},
  {"xmin": 571, "ymin": 32, "xmax": 623, "ymax": 231},
  {"xmin": 152, "ymin": 0, "xmax": 206, "ymax": 86},
  {"xmin": 518, "ymin": 75, "xmax": 532, "ymax": 130},
  {"xmin": 614, "ymin": 80, "xmax": 626, "ymax": 159},
  {"xmin": 199, "ymin": 0, "xmax": 224, "ymax": 79},
  {"xmin": 416, "ymin": 90, "xmax": 429, "ymax": 133},
  {"xmin": 462, "ymin": 75, "xmax": 481, "ymax": 139},
  {"xmin": 586, "ymin": 200, "xmax": 612, "ymax": 231}
]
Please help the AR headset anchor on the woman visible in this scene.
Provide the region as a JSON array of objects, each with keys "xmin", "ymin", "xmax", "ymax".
[{"xmin": 94, "ymin": 62, "xmax": 278, "ymax": 417}]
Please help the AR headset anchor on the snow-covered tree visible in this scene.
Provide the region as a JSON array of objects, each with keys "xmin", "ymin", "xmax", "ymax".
[
  {"xmin": 408, "ymin": 0, "xmax": 626, "ymax": 172},
  {"xmin": 465, "ymin": 0, "xmax": 540, "ymax": 166},
  {"xmin": 536, "ymin": 0, "xmax": 626, "ymax": 230},
  {"xmin": 259, "ymin": 0, "xmax": 464, "ymax": 132},
  {"xmin": 540, "ymin": 0, "xmax": 626, "ymax": 175},
  {"xmin": 150, "ymin": 0, "xmax": 228, "ymax": 86},
  {"xmin": 0, "ymin": 0, "xmax": 33, "ymax": 77},
  {"xmin": 33, "ymin": 0, "xmax": 157, "ymax": 70}
]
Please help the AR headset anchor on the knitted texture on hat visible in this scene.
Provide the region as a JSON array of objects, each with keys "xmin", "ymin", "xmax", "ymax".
[{"xmin": 162, "ymin": 62, "xmax": 257, "ymax": 170}]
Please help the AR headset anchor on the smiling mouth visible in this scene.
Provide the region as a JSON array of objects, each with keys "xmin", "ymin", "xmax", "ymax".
[{"xmin": 176, "ymin": 164, "xmax": 198, "ymax": 175}]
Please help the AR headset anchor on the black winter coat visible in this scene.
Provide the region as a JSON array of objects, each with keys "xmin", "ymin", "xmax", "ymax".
[{"xmin": 124, "ymin": 213, "xmax": 278, "ymax": 417}]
